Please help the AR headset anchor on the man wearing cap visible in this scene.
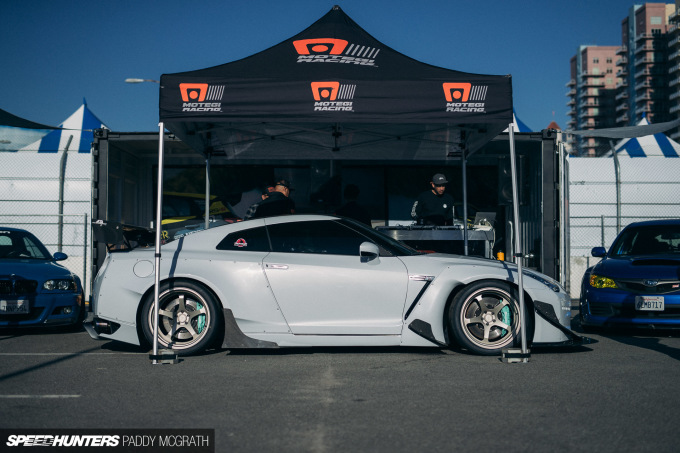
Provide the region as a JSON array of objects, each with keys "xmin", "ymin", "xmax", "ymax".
[
  {"xmin": 247, "ymin": 179, "xmax": 296, "ymax": 219},
  {"xmin": 411, "ymin": 173, "xmax": 454, "ymax": 226}
]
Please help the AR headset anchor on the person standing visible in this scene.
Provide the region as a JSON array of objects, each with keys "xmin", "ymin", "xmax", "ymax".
[
  {"xmin": 411, "ymin": 173, "xmax": 454, "ymax": 226},
  {"xmin": 248, "ymin": 179, "xmax": 295, "ymax": 219}
]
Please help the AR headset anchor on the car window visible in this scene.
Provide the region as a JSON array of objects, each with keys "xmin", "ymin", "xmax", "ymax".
[
  {"xmin": 267, "ymin": 221, "xmax": 369, "ymax": 256},
  {"xmin": 216, "ymin": 226, "xmax": 270, "ymax": 252},
  {"xmin": 0, "ymin": 230, "xmax": 51, "ymax": 260},
  {"xmin": 610, "ymin": 224, "xmax": 680, "ymax": 256}
]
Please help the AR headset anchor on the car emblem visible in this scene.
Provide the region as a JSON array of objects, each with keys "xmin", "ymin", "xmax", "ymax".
[{"xmin": 643, "ymin": 280, "xmax": 659, "ymax": 287}]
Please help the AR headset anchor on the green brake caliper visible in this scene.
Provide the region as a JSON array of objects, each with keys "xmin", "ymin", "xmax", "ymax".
[
  {"xmin": 196, "ymin": 303, "xmax": 206, "ymax": 333},
  {"xmin": 499, "ymin": 304, "xmax": 511, "ymax": 336}
]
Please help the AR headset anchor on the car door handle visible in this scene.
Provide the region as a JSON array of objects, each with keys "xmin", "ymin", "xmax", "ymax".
[{"xmin": 265, "ymin": 264, "xmax": 289, "ymax": 270}]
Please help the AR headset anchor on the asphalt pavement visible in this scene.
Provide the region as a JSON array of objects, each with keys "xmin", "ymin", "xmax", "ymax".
[{"xmin": 1, "ymin": 319, "xmax": 679, "ymax": 453}]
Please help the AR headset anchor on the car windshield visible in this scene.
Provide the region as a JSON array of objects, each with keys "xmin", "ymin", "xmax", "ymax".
[
  {"xmin": 336, "ymin": 218, "xmax": 423, "ymax": 256},
  {"xmin": 609, "ymin": 224, "xmax": 680, "ymax": 257},
  {"xmin": 0, "ymin": 230, "xmax": 52, "ymax": 260}
]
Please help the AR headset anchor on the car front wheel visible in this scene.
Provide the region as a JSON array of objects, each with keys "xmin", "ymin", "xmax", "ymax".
[
  {"xmin": 141, "ymin": 281, "xmax": 222, "ymax": 356},
  {"xmin": 448, "ymin": 281, "xmax": 528, "ymax": 355}
]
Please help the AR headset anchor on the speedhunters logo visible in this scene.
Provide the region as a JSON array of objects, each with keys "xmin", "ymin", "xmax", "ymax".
[
  {"xmin": 179, "ymin": 83, "xmax": 225, "ymax": 112},
  {"xmin": 311, "ymin": 81, "xmax": 356, "ymax": 111},
  {"xmin": 442, "ymin": 82, "xmax": 488, "ymax": 113},
  {"xmin": 294, "ymin": 38, "xmax": 380, "ymax": 66}
]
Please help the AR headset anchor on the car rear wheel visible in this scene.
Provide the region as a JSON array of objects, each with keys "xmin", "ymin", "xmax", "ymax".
[
  {"xmin": 141, "ymin": 281, "xmax": 222, "ymax": 356},
  {"xmin": 448, "ymin": 281, "xmax": 527, "ymax": 355}
]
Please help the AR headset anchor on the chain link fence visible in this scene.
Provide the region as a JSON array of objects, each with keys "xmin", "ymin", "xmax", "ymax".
[
  {"xmin": 0, "ymin": 150, "xmax": 92, "ymax": 300},
  {"xmin": 568, "ymin": 155, "xmax": 680, "ymax": 299}
]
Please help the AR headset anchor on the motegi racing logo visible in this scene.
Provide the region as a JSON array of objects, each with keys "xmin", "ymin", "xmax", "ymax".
[
  {"xmin": 294, "ymin": 38, "xmax": 380, "ymax": 66},
  {"xmin": 179, "ymin": 83, "xmax": 225, "ymax": 112},
  {"xmin": 311, "ymin": 82, "xmax": 356, "ymax": 111},
  {"xmin": 442, "ymin": 83, "xmax": 488, "ymax": 113}
]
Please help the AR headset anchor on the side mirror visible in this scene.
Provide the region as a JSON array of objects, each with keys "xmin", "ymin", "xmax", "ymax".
[
  {"xmin": 360, "ymin": 242, "xmax": 380, "ymax": 263},
  {"xmin": 53, "ymin": 252, "xmax": 68, "ymax": 261},
  {"xmin": 591, "ymin": 247, "xmax": 606, "ymax": 258}
]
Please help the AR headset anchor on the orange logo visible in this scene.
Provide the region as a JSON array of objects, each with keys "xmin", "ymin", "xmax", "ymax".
[
  {"xmin": 442, "ymin": 83, "xmax": 471, "ymax": 102},
  {"xmin": 311, "ymin": 82, "xmax": 340, "ymax": 101},
  {"xmin": 180, "ymin": 83, "xmax": 209, "ymax": 102},
  {"xmin": 294, "ymin": 39, "xmax": 348, "ymax": 55}
]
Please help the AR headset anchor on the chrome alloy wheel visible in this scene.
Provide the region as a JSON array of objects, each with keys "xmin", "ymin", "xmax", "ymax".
[
  {"xmin": 146, "ymin": 286, "xmax": 211, "ymax": 351},
  {"xmin": 456, "ymin": 285, "xmax": 521, "ymax": 352}
]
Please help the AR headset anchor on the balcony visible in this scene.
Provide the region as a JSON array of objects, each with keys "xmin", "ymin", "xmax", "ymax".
[
  {"xmin": 615, "ymin": 91, "xmax": 629, "ymax": 101},
  {"xmin": 636, "ymin": 104, "xmax": 651, "ymax": 114},
  {"xmin": 616, "ymin": 103, "xmax": 629, "ymax": 112},
  {"xmin": 565, "ymin": 88, "xmax": 576, "ymax": 96},
  {"xmin": 565, "ymin": 79, "xmax": 576, "ymax": 87},
  {"xmin": 635, "ymin": 33, "xmax": 653, "ymax": 42},
  {"xmin": 616, "ymin": 113, "xmax": 629, "ymax": 123},
  {"xmin": 616, "ymin": 45, "xmax": 628, "ymax": 55},
  {"xmin": 670, "ymin": 76, "xmax": 680, "ymax": 86},
  {"xmin": 616, "ymin": 79, "xmax": 628, "ymax": 88},
  {"xmin": 670, "ymin": 104, "xmax": 680, "ymax": 114},
  {"xmin": 616, "ymin": 56, "xmax": 628, "ymax": 66},
  {"xmin": 669, "ymin": 63, "xmax": 680, "ymax": 74}
]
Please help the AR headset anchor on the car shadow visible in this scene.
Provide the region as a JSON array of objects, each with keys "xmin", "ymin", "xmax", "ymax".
[
  {"xmin": 222, "ymin": 346, "xmax": 451, "ymax": 356},
  {"xmin": 570, "ymin": 315, "xmax": 680, "ymax": 361}
]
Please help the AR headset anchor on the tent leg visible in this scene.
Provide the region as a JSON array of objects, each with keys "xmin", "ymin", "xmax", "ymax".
[
  {"xmin": 150, "ymin": 122, "xmax": 176, "ymax": 365},
  {"xmin": 507, "ymin": 126, "xmax": 529, "ymax": 361},
  {"xmin": 462, "ymin": 153, "xmax": 468, "ymax": 255},
  {"xmin": 205, "ymin": 154, "xmax": 211, "ymax": 231}
]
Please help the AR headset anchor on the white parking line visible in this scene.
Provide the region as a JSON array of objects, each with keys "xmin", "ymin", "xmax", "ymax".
[{"xmin": 0, "ymin": 395, "xmax": 81, "ymax": 398}]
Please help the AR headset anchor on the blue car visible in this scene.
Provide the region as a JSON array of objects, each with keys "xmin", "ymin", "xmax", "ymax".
[
  {"xmin": 580, "ymin": 219, "xmax": 680, "ymax": 330},
  {"xmin": 0, "ymin": 227, "xmax": 84, "ymax": 328}
]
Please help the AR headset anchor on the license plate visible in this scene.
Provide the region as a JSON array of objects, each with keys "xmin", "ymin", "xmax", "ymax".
[
  {"xmin": 0, "ymin": 299, "xmax": 29, "ymax": 314},
  {"xmin": 635, "ymin": 296, "xmax": 664, "ymax": 311}
]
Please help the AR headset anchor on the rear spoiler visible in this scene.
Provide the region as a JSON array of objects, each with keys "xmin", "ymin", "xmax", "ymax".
[{"xmin": 92, "ymin": 220, "xmax": 155, "ymax": 252}]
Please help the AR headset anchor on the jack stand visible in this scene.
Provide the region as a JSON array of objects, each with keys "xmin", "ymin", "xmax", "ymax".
[
  {"xmin": 502, "ymin": 348, "xmax": 530, "ymax": 363},
  {"xmin": 149, "ymin": 349, "xmax": 179, "ymax": 365}
]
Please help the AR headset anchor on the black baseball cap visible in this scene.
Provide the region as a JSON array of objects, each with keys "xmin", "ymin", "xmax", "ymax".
[{"xmin": 432, "ymin": 173, "xmax": 448, "ymax": 185}]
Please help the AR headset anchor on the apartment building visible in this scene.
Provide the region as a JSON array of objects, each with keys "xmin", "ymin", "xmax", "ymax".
[
  {"xmin": 567, "ymin": 2, "xmax": 677, "ymax": 155},
  {"xmin": 566, "ymin": 46, "xmax": 619, "ymax": 156}
]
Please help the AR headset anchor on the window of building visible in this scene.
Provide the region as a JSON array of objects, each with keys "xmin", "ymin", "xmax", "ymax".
[
  {"xmin": 651, "ymin": 16, "xmax": 662, "ymax": 25},
  {"xmin": 592, "ymin": 67, "xmax": 600, "ymax": 75},
  {"xmin": 606, "ymin": 58, "xmax": 613, "ymax": 64},
  {"xmin": 593, "ymin": 58, "xmax": 599, "ymax": 64}
]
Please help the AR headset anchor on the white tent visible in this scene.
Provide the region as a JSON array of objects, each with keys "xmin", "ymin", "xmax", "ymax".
[
  {"xmin": 20, "ymin": 101, "xmax": 106, "ymax": 153},
  {"xmin": 608, "ymin": 117, "xmax": 680, "ymax": 157}
]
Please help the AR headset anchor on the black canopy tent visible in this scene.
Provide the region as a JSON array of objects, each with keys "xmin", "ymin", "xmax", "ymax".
[{"xmin": 152, "ymin": 6, "xmax": 528, "ymax": 361}]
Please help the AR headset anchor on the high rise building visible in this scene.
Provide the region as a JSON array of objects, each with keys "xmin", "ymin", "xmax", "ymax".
[
  {"xmin": 616, "ymin": 3, "xmax": 675, "ymax": 128},
  {"xmin": 668, "ymin": 0, "xmax": 680, "ymax": 139},
  {"xmin": 567, "ymin": 2, "xmax": 677, "ymax": 155},
  {"xmin": 566, "ymin": 46, "xmax": 619, "ymax": 156}
]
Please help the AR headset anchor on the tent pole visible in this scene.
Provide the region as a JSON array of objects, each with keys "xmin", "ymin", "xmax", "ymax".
[
  {"xmin": 151, "ymin": 122, "xmax": 165, "ymax": 364},
  {"xmin": 508, "ymin": 125, "xmax": 529, "ymax": 359},
  {"xmin": 205, "ymin": 153, "xmax": 211, "ymax": 231},
  {"xmin": 462, "ymin": 152, "xmax": 468, "ymax": 255}
]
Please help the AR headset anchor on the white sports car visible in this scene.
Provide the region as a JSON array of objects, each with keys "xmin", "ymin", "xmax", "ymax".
[{"xmin": 87, "ymin": 215, "xmax": 584, "ymax": 356}]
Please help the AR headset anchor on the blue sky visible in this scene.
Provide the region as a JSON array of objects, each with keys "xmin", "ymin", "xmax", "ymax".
[{"xmin": 1, "ymin": 0, "xmax": 662, "ymax": 132}]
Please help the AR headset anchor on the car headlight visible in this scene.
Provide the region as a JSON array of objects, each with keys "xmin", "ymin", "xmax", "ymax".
[
  {"xmin": 524, "ymin": 270, "xmax": 563, "ymax": 292},
  {"xmin": 589, "ymin": 274, "xmax": 617, "ymax": 289},
  {"xmin": 43, "ymin": 278, "xmax": 77, "ymax": 291}
]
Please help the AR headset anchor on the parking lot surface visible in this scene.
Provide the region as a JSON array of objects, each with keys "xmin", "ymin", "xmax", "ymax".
[{"xmin": 1, "ymin": 320, "xmax": 679, "ymax": 453}]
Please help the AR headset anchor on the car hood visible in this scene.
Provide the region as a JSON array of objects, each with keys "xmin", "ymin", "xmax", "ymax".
[
  {"xmin": 594, "ymin": 256, "xmax": 680, "ymax": 280},
  {"xmin": 0, "ymin": 259, "xmax": 72, "ymax": 279}
]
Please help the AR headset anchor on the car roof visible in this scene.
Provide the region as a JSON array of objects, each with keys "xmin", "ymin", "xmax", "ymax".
[
  {"xmin": 623, "ymin": 219, "xmax": 680, "ymax": 228},
  {"xmin": 0, "ymin": 227, "xmax": 31, "ymax": 233}
]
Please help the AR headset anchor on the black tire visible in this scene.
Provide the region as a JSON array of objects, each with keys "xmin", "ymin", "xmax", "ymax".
[
  {"xmin": 448, "ymin": 281, "xmax": 530, "ymax": 356},
  {"xmin": 141, "ymin": 281, "xmax": 222, "ymax": 356}
]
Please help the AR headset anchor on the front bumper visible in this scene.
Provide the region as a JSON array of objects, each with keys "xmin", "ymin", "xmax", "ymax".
[
  {"xmin": 0, "ymin": 292, "xmax": 82, "ymax": 328},
  {"xmin": 581, "ymin": 288, "xmax": 680, "ymax": 328}
]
